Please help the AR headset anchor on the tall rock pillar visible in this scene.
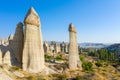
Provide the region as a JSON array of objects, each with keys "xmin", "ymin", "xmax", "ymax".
[
  {"xmin": 22, "ymin": 7, "xmax": 45, "ymax": 73},
  {"xmin": 68, "ymin": 23, "xmax": 82, "ymax": 70},
  {"xmin": 12, "ymin": 22, "xmax": 24, "ymax": 68}
]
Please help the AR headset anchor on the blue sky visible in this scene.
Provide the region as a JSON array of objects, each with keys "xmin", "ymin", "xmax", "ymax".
[{"xmin": 0, "ymin": 0, "xmax": 120, "ymax": 43}]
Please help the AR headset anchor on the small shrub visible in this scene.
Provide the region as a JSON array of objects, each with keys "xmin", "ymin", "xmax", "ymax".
[
  {"xmin": 79, "ymin": 56, "xmax": 84, "ymax": 62},
  {"xmin": 83, "ymin": 72, "xmax": 95, "ymax": 79},
  {"xmin": 38, "ymin": 75, "xmax": 51, "ymax": 80},
  {"xmin": 56, "ymin": 54, "xmax": 62, "ymax": 61},
  {"xmin": 76, "ymin": 76, "xmax": 83, "ymax": 80},
  {"xmin": 26, "ymin": 76, "xmax": 34, "ymax": 80},
  {"xmin": 45, "ymin": 54, "xmax": 53, "ymax": 60},
  {"xmin": 104, "ymin": 62, "xmax": 109, "ymax": 66},
  {"xmin": 82, "ymin": 62, "xmax": 93, "ymax": 71},
  {"xmin": 64, "ymin": 61, "xmax": 69, "ymax": 68},
  {"xmin": 9, "ymin": 66, "xmax": 20, "ymax": 72},
  {"xmin": 58, "ymin": 73, "xmax": 68, "ymax": 80},
  {"xmin": 95, "ymin": 60, "xmax": 102, "ymax": 67}
]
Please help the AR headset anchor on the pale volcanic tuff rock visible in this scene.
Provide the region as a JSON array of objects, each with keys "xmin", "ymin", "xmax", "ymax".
[
  {"xmin": 12, "ymin": 22, "xmax": 24, "ymax": 68},
  {"xmin": 68, "ymin": 23, "xmax": 82, "ymax": 70},
  {"xmin": 8, "ymin": 34, "xmax": 18, "ymax": 66},
  {"xmin": 3, "ymin": 51, "xmax": 11, "ymax": 66},
  {"xmin": 22, "ymin": 7, "xmax": 45, "ymax": 73}
]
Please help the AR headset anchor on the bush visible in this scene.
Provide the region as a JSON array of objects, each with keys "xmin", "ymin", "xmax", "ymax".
[
  {"xmin": 95, "ymin": 60, "xmax": 102, "ymax": 67},
  {"xmin": 56, "ymin": 54, "xmax": 62, "ymax": 61},
  {"xmin": 45, "ymin": 54, "xmax": 53, "ymax": 60},
  {"xmin": 38, "ymin": 75, "xmax": 50, "ymax": 80},
  {"xmin": 26, "ymin": 76, "xmax": 34, "ymax": 80},
  {"xmin": 79, "ymin": 55, "xmax": 84, "ymax": 62},
  {"xmin": 58, "ymin": 74, "xmax": 68, "ymax": 80},
  {"xmin": 9, "ymin": 66, "xmax": 20, "ymax": 72},
  {"xmin": 76, "ymin": 76, "xmax": 83, "ymax": 80},
  {"xmin": 82, "ymin": 62, "xmax": 93, "ymax": 71}
]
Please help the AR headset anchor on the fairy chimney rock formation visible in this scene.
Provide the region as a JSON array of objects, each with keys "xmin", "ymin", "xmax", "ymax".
[
  {"xmin": 68, "ymin": 23, "xmax": 82, "ymax": 70},
  {"xmin": 22, "ymin": 7, "xmax": 45, "ymax": 73},
  {"xmin": 12, "ymin": 22, "xmax": 24, "ymax": 68}
]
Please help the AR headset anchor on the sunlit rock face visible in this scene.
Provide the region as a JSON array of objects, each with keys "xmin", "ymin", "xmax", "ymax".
[
  {"xmin": 3, "ymin": 51, "xmax": 11, "ymax": 66},
  {"xmin": 22, "ymin": 7, "xmax": 45, "ymax": 73},
  {"xmin": 68, "ymin": 23, "xmax": 82, "ymax": 70}
]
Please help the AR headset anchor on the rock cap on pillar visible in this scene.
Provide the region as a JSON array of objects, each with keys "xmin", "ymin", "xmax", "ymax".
[
  {"xmin": 69, "ymin": 23, "xmax": 77, "ymax": 33},
  {"xmin": 17, "ymin": 22, "xmax": 23, "ymax": 27},
  {"xmin": 24, "ymin": 7, "xmax": 40, "ymax": 27}
]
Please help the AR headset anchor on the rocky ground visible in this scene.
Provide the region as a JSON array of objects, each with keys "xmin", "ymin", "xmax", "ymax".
[{"xmin": 0, "ymin": 54, "xmax": 120, "ymax": 80}]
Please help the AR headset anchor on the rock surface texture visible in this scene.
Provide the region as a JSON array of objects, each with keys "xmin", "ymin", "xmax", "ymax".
[{"xmin": 22, "ymin": 7, "xmax": 45, "ymax": 73}]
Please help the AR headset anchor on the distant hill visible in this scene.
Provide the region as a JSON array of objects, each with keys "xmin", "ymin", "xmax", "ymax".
[
  {"xmin": 106, "ymin": 44, "xmax": 120, "ymax": 50},
  {"xmin": 79, "ymin": 43, "xmax": 110, "ymax": 48}
]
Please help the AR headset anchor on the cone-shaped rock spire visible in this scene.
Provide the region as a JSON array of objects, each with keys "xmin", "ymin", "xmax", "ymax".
[
  {"xmin": 24, "ymin": 7, "xmax": 40, "ymax": 27},
  {"xmin": 23, "ymin": 7, "xmax": 45, "ymax": 73},
  {"xmin": 12, "ymin": 22, "xmax": 24, "ymax": 68},
  {"xmin": 68, "ymin": 23, "xmax": 82, "ymax": 70}
]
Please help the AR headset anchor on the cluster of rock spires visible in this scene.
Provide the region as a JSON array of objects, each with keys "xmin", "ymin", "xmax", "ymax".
[
  {"xmin": 43, "ymin": 41, "xmax": 69, "ymax": 54},
  {"xmin": 0, "ymin": 7, "xmax": 82, "ymax": 73}
]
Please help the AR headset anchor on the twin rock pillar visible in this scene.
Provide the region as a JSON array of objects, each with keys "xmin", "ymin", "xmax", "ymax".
[{"xmin": 11, "ymin": 7, "xmax": 82, "ymax": 73}]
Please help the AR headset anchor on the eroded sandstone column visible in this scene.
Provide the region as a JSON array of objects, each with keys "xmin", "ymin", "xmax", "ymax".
[
  {"xmin": 12, "ymin": 22, "xmax": 24, "ymax": 68},
  {"xmin": 22, "ymin": 7, "xmax": 45, "ymax": 73},
  {"xmin": 68, "ymin": 23, "xmax": 82, "ymax": 70}
]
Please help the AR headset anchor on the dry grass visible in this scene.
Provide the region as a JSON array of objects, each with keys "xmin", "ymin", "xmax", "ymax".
[{"xmin": 0, "ymin": 54, "xmax": 120, "ymax": 80}]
